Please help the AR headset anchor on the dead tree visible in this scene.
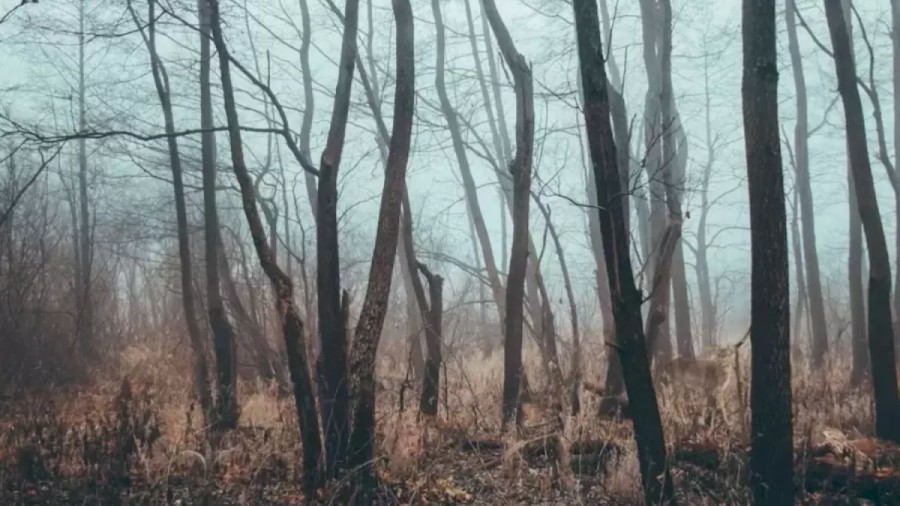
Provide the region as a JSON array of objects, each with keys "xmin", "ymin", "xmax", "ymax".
[
  {"xmin": 785, "ymin": 0, "xmax": 829, "ymax": 368},
  {"xmin": 344, "ymin": 0, "xmax": 414, "ymax": 494},
  {"xmin": 823, "ymin": 0, "xmax": 900, "ymax": 443},
  {"xmin": 414, "ymin": 261, "xmax": 443, "ymax": 417},
  {"xmin": 208, "ymin": 0, "xmax": 323, "ymax": 492},
  {"xmin": 127, "ymin": 0, "xmax": 213, "ymax": 423},
  {"xmin": 480, "ymin": 0, "xmax": 535, "ymax": 431},
  {"xmin": 573, "ymin": 0, "xmax": 674, "ymax": 502},
  {"xmin": 741, "ymin": 1, "xmax": 794, "ymax": 503}
]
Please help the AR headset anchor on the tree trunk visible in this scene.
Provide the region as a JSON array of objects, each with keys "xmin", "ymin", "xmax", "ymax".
[
  {"xmin": 824, "ymin": 0, "xmax": 900, "ymax": 443},
  {"xmin": 790, "ymin": 182, "xmax": 810, "ymax": 365},
  {"xmin": 345, "ymin": 0, "xmax": 414, "ymax": 492},
  {"xmin": 128, "ymin": 0, "xmax": 213, "ymax": 423},
  {"xmin": 893, "ymin": 0, "xmax": 900, "ymax": 356},
  {"xmin": 534, "ymin": 199, "xmax": 582, "ymax": 415},
  {"xmin": 742, "ymin": 2, "xmax": 795, "ymax": 503},
  {"xmin": 431, "ymin": 0, "xmax": 505, "ymax": 331},
  {"xmin": 573, "ymin": 1, "xmax": 674, "ymax": 503},
  {"xmin": 198, "ymin": 0, "xmax": 239, "ymax": 430},
  {"xmin": 849, "ymin": 173, "xmax": 869, "ymax": 385},
  {"xmin": 579, "ymin": 93, "xmax": 622, "ymax": 396},
  {"xmin": 77, "ymin": 0, "xmax": 94, "ymax": 361},
  {"xmin": 639, "ymin": 0, "xmax": 674, "ymax": 363},
  {"xmin": 208, "ymin": 0, "xmax": 323, "ymax": 492},
  {"xmin": 315, "ymin": 0, "xmax": 361, "ymax": 478},
  {"xmin": 480, "ymin": 0, "xmax": 535, "ymax": 432},
  {"xmin": 696, "ymin": 51, "xmax": 717, "ymax": 351},
  {"xmin": 660, "ymin": 1, "xmax": 693, "ymax": 360},
  {"xmin": 786, "ymin": 0, "xmax": 830, "ymax": 369},
  {"xmin": 414, "ymin": 262, "xmax": 443, "ymax": 418}
]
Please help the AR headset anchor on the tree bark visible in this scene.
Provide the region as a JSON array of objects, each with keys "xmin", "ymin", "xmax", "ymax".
[
  {"xmin": 823, "ymin": 0, "xmax": 900, "ymax": 443},
  {"xmin": 345, "ymin": 0, "xmax": 414, "ymax": 492},
  {"xmin": 741, "ymin": 1, "xmax": 794, "ymax": 503},
  {"xmin": 198, "ymin": 0, "xmax": 240, "ymax": 430},
  {"xmin": 573, "ymin": 1, "xmax": 674, "ymax": 503},
  {"xmin": 786, "ymin": 0, "xmax": 830, "ymax": 369},
  {"xmin": 128, "ymin": 0, "xmax": 213, "ymax": 423},
  {"xmin": 208, "ymin": 0, "xmax": 323, "ymax": 491},
  {"xmin": 480, "ymin": 0, "xmax": 535, "ymax": 432}
]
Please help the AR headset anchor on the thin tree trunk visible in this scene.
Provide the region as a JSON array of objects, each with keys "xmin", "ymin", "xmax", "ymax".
[
  {"xmin": 198, "ymin": 0, "xmax": 239, "ymax": 430},
  {"xmin": 893, "ymin": 0, "xmax": 900, "ymax": 355},
  {"xmin": 345, "ymin": 0, "xmax": 414, "ymax": 493},
  {"xmin": 533, "ymin": 198, "xmax": 582, "ymax": 415},
  {"xmin": 480, "ymin": 0, "xmax": 535, "ymax": 432},
  {"xmin": 696, "ymin": 50, "xmax": 716, "ymax": 351},
  {"xmin": 297, "ymin": 0, "xmax": 317, "ymax": 218},
  {"xmin": 790, "ymin": 181, "xmax": 810, "ymax": 365},
  {"xmin": 660, "ymin": 0, "xmax": 693, "ymax": 360},
  {"xmin": 742, "ymin": 1, "xmax": 794, "ymax": 503},
  {"xmin": 208, "ymin": 0, "xmax": 323, "ymax": 491},
  {"xmin": 573, "ymin": 2, "xmax": 674, "ymax": 502},
  {"xmin": 128, "ymin": 0, "xmax": 213, "ymax": 423},
  {"xmin": 432, "ymin": 0, "xmax": 506, "ymax": 329},
  {"xmin": 824, "ymin": 0, "xmax": 900, "ymax": 443},
  {"xmin": 849, "ymin": 173, "xmax": 869, "ymax": 385},
  {"xmin": 315, "ymin": 0, "xmax": 361, "ymax": 478},
  {"xmin": 638, "ymin": 0, "xmax": 674, "ymax": 363},
  {"xmin": 77, "ymin": 0, "xmax": 94, "ymax": 361},
  {"xmin": 786, "ymin": 0, "xmax": 829, "ymax": 369}
]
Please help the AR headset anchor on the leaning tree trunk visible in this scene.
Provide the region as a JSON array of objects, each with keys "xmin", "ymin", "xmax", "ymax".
[
  {"xmin": 785, "ymin": 0, "xmax": 830, "ymax": 369},
  {"xmin": 345, "ymin": 0, "xmax": 414, "ymax": 495},
  {"xmin": 742, "ymin": 2, "xmax": 794, "ymax": 503},
  {"xmin": 208, "ymin": 0, "xmax": 323, "ymax": 492},
  {"xmin": 573, "ymin": 1, "xmax": 674, "ymax": 503},
  {"xmin": 823, "ymin": 0, "xmax": 900, "ymax": 443},
  {"xmin": 480, "ymin": 0, "xmax": 535, "ymax": 432},
  {"xmin": 198, "ymin": 0, "xmax": 239, "ymax": 429},
  {"xmin": 128, "ymin": 0, "xmax": 213, "ymax": 423}
]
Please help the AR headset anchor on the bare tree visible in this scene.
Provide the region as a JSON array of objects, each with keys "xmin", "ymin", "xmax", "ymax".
[
  {"xmin": 345, "ymin": 0, "xmax": 414, "ymax": 494},
  {"xmin": 480, "ymin": 0, "xmax": 536, "ymax": 431},
  {"xmin": 127, "ymin": 0, "xmax": 213, "ymax": 423},
  {"xmin": 198, "ymin": 0, "xmax": 240, "ymax": 430},
  {"xmin": 208, "ymin": 0, "xmax": 323, "ymax": 491},
  {"xmin": 573, "ymin": 0, "xmax": 674, "ymax": 502},
  {"xmin": 823, "ymin": 0, "xmax": 900, "ymax": 443},
  {"xmin": 315, "ymin": 0, "xmax": 360, "ymax": 478},
  {"xmin": 785, "ymin": 0, "xmax": 829, "ymax": 368}
]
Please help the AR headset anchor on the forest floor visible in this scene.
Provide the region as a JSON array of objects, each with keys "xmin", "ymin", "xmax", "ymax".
[{"xmin": 1, "ymin": 343, "xmax": 898, "ymax": 505}]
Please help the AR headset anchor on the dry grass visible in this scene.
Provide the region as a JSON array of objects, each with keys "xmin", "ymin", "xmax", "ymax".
[{"xmin": 0, "ymin": 339, "xmax": 894, "ymax": 505}]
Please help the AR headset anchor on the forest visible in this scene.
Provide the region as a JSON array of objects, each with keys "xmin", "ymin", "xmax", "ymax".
[{"xmin": 0, "ymin": 0, "xmax": 899, "ymax": 504}]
